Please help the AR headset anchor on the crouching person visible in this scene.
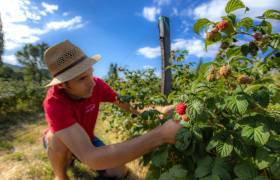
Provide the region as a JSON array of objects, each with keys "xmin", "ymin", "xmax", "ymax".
[{"xmin": 42, "ymin": 40, "xmax": 182, "ymax": 180}]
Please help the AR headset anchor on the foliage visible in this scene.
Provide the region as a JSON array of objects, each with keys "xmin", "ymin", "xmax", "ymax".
[{"xmin": 104, "ymin": 0, "xmax": 280, "ymax": 179}]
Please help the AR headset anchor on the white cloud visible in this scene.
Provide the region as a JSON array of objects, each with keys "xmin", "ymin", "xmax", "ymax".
[
  {"xmin": 154, "ymin": 0, "xmax": 171, "ymax": 6},
  {"xmin": 2, "ymin": 55, "xmax": 18, "ymax": 65},
  {"xmin": 137, "ymin": 46, "xmax": 161, "ymax": 58},
  {"xmin": 190, "ymin": 0, "xmax": 280, "ymax": 21},
  {"xmin": 63, "ymin": 12, "xmax": 69, "ymax": 16},
  {"xmin": 41, "ymin": 2, "xmax": 58, "ymax": 14},
  {"xmin": 0, "ymin": 0, "xmax": 85, "ymax": 51},
  {"xmin": 172, "ymin": 38, "xmax": 219, "ymax": 57},
  {"xmin": 46, "ymin": 16, "xmax": 85, "ymax": 31},
  {"xmin": 137, "ymin": 38, "xmax": 220, "ymax": 59},
  {"xmin": 142, "ymin": 7, "xmax": 161, "ymax": 22}
]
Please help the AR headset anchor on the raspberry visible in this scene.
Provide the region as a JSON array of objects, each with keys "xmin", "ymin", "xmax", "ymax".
[
  {"xmin": 216, "ymin": 20, "xmax": 228, "ymax": 30},
  {"xmin": 212, "ymin": 27, "xmax": 219, "ymax": 33},
  {"xmin": 181, "ymin": 115, "xmax": 190, "ymax": 122},
  {"xmin": 237, "ymin": 74, "xmax": 252, "ymax": 84},
  {"xmin": 206, "ymin": 31, "xmax": 219, "ymax": 41},
  {"xmin": 219, "ymin": 65, "xmax": 231, "ymax": 77},
  {"xmin": 253, "ymin": 32, "xmax": 262, "ymax": 41},
  {"xmin": 207, "ymin": 74, "xmax": 215, "ymax": 82},
  {"xmin": 176, "ymin": 103, "xmax": 187, "ymax": 115}
]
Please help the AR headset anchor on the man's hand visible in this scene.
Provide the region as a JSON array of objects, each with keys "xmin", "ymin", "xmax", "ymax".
[{"xmin": 159, "ymin": 120, "xmax": 182, "ymax": 144}]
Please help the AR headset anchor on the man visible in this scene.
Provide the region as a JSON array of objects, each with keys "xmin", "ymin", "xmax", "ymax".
[{"xmin": 42, "ymin": 40, "xmax": 182, "ymax": 180}]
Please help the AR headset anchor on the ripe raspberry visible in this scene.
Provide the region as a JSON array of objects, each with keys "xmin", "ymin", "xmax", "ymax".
[
  {"xmin": 237, "ymin": 74, "xmax": 252, "ymax": 84},
  {"xmin": 219, "ymin": 65, "xmax": 231, "ymax": 77},
  {"xmin": 176, "ymin": 103, "xmax": 187, "ymax": 115},
  {"xmin": 216, "ymin": 20, "xmax": 228, "ymax": 30},
  {"xmin": 253, "ymin": 32, "xmax": 262, "ymax": 41}
]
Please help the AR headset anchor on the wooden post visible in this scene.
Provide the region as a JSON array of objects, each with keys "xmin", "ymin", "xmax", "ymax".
[{"xmin": 158, "ymin": 16, "xmax": 172, "ymax": 95}]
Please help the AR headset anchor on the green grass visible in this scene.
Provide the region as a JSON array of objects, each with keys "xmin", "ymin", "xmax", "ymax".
[
  {"xmin": 0, "ymin": 109, "xmax": 147, "ymax": 179},
  {"xmin": 3, "ymin": 151, "xmax": 26, "ymax": 161}
]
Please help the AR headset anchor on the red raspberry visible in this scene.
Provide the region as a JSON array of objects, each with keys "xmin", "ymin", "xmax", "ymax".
[
  {"xmin": 176, "ymin": 103, "xmax": 187, "ymax": 115},
  {"xmin": 216, "ymin": 20, "xmax": 228, "ymax": 30}
]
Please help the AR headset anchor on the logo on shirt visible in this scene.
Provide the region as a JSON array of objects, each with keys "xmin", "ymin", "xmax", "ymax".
[{"xmin": 85, "ymin": 104, "xmax": 96, "ymax": 113}]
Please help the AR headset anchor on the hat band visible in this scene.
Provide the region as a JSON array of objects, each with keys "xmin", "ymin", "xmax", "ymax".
[{"xmin": 53, "ymin": 55, "xmax": 87, "ymax": 77}]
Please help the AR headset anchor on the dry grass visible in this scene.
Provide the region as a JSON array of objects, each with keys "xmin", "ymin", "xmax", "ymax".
[{"xmin": 0, "ymin": 110, "xmax": 149, "ymax": 180}]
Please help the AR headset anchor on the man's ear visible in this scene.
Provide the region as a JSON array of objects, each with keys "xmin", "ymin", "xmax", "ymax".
[{"xmin": 57, "ymin": 83, "xmax": 67, "ymax": 89}]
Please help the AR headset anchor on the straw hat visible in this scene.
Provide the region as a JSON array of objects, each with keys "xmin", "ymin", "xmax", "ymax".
[{"xmin": 44, "ymin": 40, "xmax": 101, "ymax": 87}]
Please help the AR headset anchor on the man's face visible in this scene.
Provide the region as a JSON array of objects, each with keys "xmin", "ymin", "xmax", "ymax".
[{"xmin": 60, "ymin": 67, "xmax": 95, "ymax": 99}]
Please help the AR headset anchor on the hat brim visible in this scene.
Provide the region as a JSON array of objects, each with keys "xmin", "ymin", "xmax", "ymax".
[{"xmin": 45, "ymin": 54, "xmax": 101, "ymax": 87}]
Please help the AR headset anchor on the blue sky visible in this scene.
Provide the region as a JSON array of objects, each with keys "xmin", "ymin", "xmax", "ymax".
[{"xmin": 0, "ymin": 0, "xmax": 279, "ymax": 78}]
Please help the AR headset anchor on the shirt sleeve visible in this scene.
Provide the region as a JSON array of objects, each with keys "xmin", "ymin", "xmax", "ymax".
[
  {"xmin": 97, "ymin": 78, "xmax": 117, "ymax": 103},
  {"xmin": 44, "ymin": 98, "xmax": 76, "ymax": 133}
]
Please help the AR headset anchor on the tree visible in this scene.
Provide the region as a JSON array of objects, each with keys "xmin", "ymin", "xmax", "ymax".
[
  {"xmin": 16, "ymin": 43, "xmax": 49, "ymax": 84},
  {"xmin": 0, "ymin": 13, "xmax": 4, "ymax": 66}
]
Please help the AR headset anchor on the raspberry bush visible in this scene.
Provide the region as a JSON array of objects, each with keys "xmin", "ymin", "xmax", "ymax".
[{"xmin": 103, "ymin": 0, "xmax": 280, "ymax": 179}]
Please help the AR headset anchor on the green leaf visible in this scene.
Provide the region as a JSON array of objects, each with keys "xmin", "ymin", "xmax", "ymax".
[
  {"xmin": 252, "ymin": 87, "xmax": 270, "ymax": 108},
  {"xmin": 216, "ymin": 141, "xmax": 233, "ymax": 157},
  {"xmin": 270, "ymin": 158, "xmax": 280, "ymax": 179},
  {"xmin": 241, "ymin": 124, "xmax": 270, "ymax": 146},
  {"xmin": 175, "ymin": 128, "xmax": 192, "ymax": 151},
  {"xmin": 159, "ymin": 165, "xmax": 188, "ymax": 180},
  {"xmin": 201, "ymin": 175, "xmax": 220, "ymax": 180},
  {"xmin": 151, "ymin": 148, "xmax": 168, "ymax": 167},
  {"xmin": 234, "ymin": 163, "xmax": 258, "ymax": 179},
  {"xmin": 211, "ymin": 158, "xmax": 231, "ymax": 180},
  {"xmin": 206, "ymin": 139, "xmax": 219, "ymax": 152},
  {"xmin": 226, "ymin": 95, "xmax": 249, "ymax": 115},
  {"xmin": 238, "ymin": 17, "xmax": 253, "ymax": 31},
  {"xmin": 193, "ymin": 18, "xmax": 211, "ymax": 35},
  {"xmin": 187, "ymin": 99, "xmax": 208, "ymax": 121},
  {"xmin": 254, "ymin": 176, "xmax": 270, "ymax": 180},
  {"xmin": 225, "ymin": 0, "xmax": 245, "ymax": 14},
  {"xmin": 195, "ymin": 156, "xmax": 213, "ymax": 178},
  {"xmin": 255, "ymin": 147, "xmax": 275, "ymax": 170},
  {"xmin": 262, "ymin": 9, "xmax": 280, "ymax": 20}
]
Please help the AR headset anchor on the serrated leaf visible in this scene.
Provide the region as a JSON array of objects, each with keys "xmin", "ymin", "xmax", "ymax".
[
  {"xmin": 201, "ymin": 175, "xmax": 220, "ymax": 180},
  {"xmin": 206, "ymin": 139, "xmax": 219, "ymax": 152},
  {"xmin": 238, "ymin": 17, "xmax": 253, "ymax": 31},
  {"xmin": 151, "ymin": 148, "xmax": 168, "ymax": 167},
  {"xmin": 270, "ymin": 158, "xmax": 280, "ymax": 178},
  {"xmin": 255, "ymin": 147, "xmax": 275, "ymax": 170},
  {"xmin": 195, "ymin": 156, "xmax": 213, "ymax": 178},
  {"xmin": 211, "ymin": 158, "xmax": 231, "ymax": 180},
  {"xmin": 262, "ymin": 9, "xmax": 280, "ymax": 20},
  {"xmin": 216, "ymin": 141, "xmax": 233, "ymax": 157},
  {"xmin": 252, "ymin": 87, "xmax": 270, "ymax": 108},
  {"xmin": 254, "ymin": 176, "xmax": 270, "ymax": 180},
  {"xmin": 225, "ymin": 0, "xmax": 245, "ymax": 14},
  {"xmin": 234, "ymin": 163, "xmax": 257, "ymax": 179},
  {"xmin": 187, "ymin": 99, "xmax": 208, "ymax": 121},
  {"xmin": 241, "ymin": 124, "xmax": 270, "ymax": 146},
  {"xmin": 175, "ymin": 128, "xmax": 192, "ymax": 151},
  {"xmin": 159, "ymin": 165, "xmax": 188, "ymax": 180},
  {"xmin": 226, "ymin": 95, "xmax": 248, "ymax": 115},
  {"xmin": 193, "ymin": 18, "xmax": 211, "ymax": 35}
]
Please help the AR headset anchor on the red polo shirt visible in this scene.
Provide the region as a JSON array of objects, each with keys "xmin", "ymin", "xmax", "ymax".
[{"xmin": 43, "ymin": 77, "xmax": 117, "ymax": 139}]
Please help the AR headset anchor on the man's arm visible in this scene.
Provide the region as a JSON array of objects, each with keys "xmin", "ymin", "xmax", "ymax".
[
  {"xmin": 56, "ymin": 120, "xmax": 181, "ymax": 170},
  {"xmin": 112, "ymin": 96, "xmax": 176, "ymax": 117}
]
